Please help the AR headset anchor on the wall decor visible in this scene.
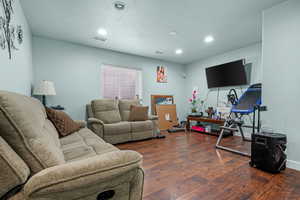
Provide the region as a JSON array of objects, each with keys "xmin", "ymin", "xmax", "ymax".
[
  {"xmin": 0, "ymin": 0, "xmax": 23, "ymax": 59},
  {"xmin": 156, "ymin": 66, "xmax": 167, "ymax": 83}
]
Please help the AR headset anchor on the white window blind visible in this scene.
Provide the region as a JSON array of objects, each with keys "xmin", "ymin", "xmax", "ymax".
[{"xmin": 101, "ymin": 65, "xmax": 142, "ymax": 100}]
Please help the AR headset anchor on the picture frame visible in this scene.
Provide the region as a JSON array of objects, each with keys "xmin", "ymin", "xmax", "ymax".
[{"xmin": 156, "ymin": 66, "xmax": 167, "ymax": 83}]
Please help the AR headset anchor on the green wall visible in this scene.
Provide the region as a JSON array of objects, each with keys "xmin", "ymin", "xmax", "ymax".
[
  {"xmin": 184, "ymin": 43, "xmax": 262, "ymax": 115},
  {"xmin": 33, "ymin": 36, "xmax": 186, "ymax": 120},
  {"xmin": 262, "ymin": 0, "xmax": 300, "ymax": 170},
  {"xmin": 0, "ymin": 0, "xmax": 33, "ymax": 95}
]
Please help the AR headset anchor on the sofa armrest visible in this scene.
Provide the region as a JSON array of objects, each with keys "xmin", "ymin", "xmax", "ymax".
[
  {"xmin": 148, "ymin": 115, "xmax": 159, "ymax": 137},
  {"xmin": 148, "ymin": 115, "xmax": 158, "ymax": 120},
  {"xmin": 0, "ymin": 136, "xmax": 30, "ymax": 198},
  {"xmin": 87, "ymin": 118, "xmax": 105, "ymax": 138},
  {"xmin": 74, "ymin": 120, "xmax": 86, "ymax": 128},
  {"xmin": 24, "ymin": 150, "xmax": 143, "ymax": 200},
  {"xmin": 88, "ymin": 117, "xmax": 104, "ymax": 125}
]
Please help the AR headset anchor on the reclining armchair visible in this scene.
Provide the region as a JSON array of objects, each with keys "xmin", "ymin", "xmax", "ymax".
[{"xmin": 0, "ymin": 91, "xmax": 144, "ymax": 200}]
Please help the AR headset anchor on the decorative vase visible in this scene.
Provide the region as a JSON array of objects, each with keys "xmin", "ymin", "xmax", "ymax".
[{"xmin": 191, "ymin": 107, "xmax": 197, "ymax": 113}]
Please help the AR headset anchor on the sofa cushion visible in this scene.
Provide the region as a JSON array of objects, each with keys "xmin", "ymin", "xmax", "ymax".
[
  {"xmin": 131, "ymin": 120, "xmax": 153, "ymax": 132},
  {"xmin": 91, "ymin": 99, "xmax": 121, "ymax": 124},
  {"xmin": 118, "ymin": 99, "xmax": 140, "ymax": 121},
  {"xmin": 45, "ymin": 107, "xmax": 81, "ymax": 137},
  {"xmin": 104, "ymin": 122, "xmax": 131, "ymax": 135},
  {"xmin": 0, "ymin": 91, "xmax": 65, "ymax": 174},
  {"xmin": 131, "ymin": 121, "xmax": 153, "ymax": 142},
  {"xmin": 60, "ymin": 128, "xmax": 104, "ymax": 146},
  {"xmin": 129, "ymin": 105, "xmax": 149, "ymax": 121},
  {"xmin": 61, "ymin": 128, "xmax": 119, "ymax": 162}
]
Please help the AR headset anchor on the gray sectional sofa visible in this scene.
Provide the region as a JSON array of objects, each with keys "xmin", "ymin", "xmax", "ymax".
[
  {"xmin": 0, "ymin": 91, "xmax": 144, "ymax": 200},
  {"xmin": 87, "ymin": 99, "xmax": 159, "ymax": 144}
]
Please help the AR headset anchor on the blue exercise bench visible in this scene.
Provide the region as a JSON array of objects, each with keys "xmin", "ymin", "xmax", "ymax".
[{"xmin": 216, "ymin": 83, "xmax": 263, "ymax": 157}]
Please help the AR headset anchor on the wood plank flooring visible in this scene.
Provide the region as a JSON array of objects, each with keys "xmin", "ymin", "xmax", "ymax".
[{"xmin": 117, "ymin": 131, "xmax": 300, "ymax": 200}]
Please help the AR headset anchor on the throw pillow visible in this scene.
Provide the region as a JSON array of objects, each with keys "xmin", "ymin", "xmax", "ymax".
[
  {"xmin": 128, "ymin": 105, "xmax": 149, "ymax": 121},
  {"xmin": 45, "ymin": 107, "xmax": 81, "ymax": 137}
]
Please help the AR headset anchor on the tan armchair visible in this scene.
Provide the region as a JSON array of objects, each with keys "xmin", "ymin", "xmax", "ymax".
[
  {"xmin": 87, "ymin": 99, "xmax": 159, "ymax": 144},
  {"xmin": 0, "ymin": 91, "xmax": 144, "ymax": 200}
]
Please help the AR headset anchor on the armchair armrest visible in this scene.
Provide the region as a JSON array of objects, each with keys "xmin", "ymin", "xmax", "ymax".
[
  {"xmin": 88, "ymin": 117, "xmax": 104, "ymax": 125},
  {"xmin": 148, "ymin": 115, "xmax": 159, "ymax": 137},
  {"xmin": 148, "ymin": 115, "xmax": 158, "ymax": 120},
  {"xmin": 74, "ymin": 120, "xmax": 86, "ymax": 128},
  {"xmin": 24, "ymin": 150, "xmax": 143, "ymax": 199},
  {"xmin": 87, "ymin": 118, "xmax": 105, "ymax": 138}
]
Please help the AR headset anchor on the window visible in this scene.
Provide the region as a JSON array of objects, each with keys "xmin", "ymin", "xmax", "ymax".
[{"xmin": 101, "ymin": 64, "xmax": 142, "ymax": 100}]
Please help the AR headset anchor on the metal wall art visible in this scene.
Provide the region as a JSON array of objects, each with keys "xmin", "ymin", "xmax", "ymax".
[{"xmin": 0, "ymin": 0, "xmax": 23, "ymax": 59}]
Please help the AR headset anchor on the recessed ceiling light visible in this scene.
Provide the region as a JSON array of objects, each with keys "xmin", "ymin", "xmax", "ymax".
[
  {"xmin": 204, "ymin": 35, "xmax": 214, "ymax": 43},
  {"xmin": 97, "ymin": 28, "xmax": 108, "ymax": 36},
  {"xmin": 175, "ymin": 49, "xmax": 183, "ymax": 55},
  {"xmin": 114, "ymin": 1, "xmax": 126, "ymax": 10},
  {"xmin": 169, "ymin": 31, "xmax": 177, "ymax": 36}
]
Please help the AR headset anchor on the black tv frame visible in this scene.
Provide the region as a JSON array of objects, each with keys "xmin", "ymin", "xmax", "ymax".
[{"xmin": 205, "ymin": 59, "xmax": 248, "ymax": 89}]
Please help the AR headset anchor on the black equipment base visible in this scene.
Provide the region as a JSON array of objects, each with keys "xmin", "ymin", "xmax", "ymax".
[{"xmin": 156, "ymin": 135, "xmax": 166, "ymax": 139}]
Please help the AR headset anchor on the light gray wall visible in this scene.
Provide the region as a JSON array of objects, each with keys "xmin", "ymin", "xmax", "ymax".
[
  {"xmin": 0, "ymin": 0, "xmax": 33, "ymax": 95},
  {"xmin": 184, "ymin": 43, "xmax": 262, "ymax": 116},
  {"xmin": 33, "ymin": 36, "xmax": 186, "ymax": 120},
  {"xmin": 262, "ymin": 0, "xmax": 300, "ymax": 170}
]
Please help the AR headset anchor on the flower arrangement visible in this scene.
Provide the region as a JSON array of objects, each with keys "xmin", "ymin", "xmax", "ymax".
[{"xmin": 189, "ymin": 89, "xmax": 199, "ymax": 113}]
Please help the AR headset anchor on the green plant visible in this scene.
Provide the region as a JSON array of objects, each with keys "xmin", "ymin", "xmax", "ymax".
[{"xmin": 189, "ymin": 89, "xmax": 199, "ymax": 113}]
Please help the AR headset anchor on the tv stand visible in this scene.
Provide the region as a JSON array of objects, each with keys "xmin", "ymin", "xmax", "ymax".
[{"xmin": 186, "ymin": 116, "xmax": 233, "ymax": 137}]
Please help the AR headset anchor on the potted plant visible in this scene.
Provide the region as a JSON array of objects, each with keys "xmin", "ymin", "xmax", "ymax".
[{"xmin": 189, "ymin": 89, "xmax": 199, "ymax": 113}]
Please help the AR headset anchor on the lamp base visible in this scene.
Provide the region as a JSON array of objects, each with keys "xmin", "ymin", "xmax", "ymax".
[{"xmin": 42, "ymin": 95, "xmax": 46, "ymax": 106}]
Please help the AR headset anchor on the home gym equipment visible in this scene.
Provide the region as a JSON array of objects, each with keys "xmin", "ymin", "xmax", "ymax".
[
  {"xmin": 216, "ymin": 83, "xmax": 265, "ymax": 156},
  {"xmin": 250, "ymin": 132, "xmax": 287, "ymax": 173}
]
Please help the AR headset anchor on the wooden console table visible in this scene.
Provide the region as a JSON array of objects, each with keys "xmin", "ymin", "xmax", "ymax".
[{"xmin": 186, "ymin": 116, "xmax": 232, "ymax": 137}]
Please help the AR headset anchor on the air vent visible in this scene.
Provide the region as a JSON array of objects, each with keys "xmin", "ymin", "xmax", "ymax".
[
  {"xmin": 114, "ymin": 1, "xmax": 126, "ymax": 10},
  {"xmin": 93, "ymin": 36, "xmax": 107, "ymax": 42},
  {"xmin": 155, "ymin": 50, "xmax": 164, "ymax": 55}
]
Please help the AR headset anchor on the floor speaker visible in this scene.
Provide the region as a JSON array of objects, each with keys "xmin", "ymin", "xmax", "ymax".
[{"xmin": 250, "ymin": 132, "xmax": 287, "ymax": 173}]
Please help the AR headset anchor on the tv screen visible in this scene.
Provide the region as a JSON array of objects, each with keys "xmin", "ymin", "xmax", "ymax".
[{"xmin": 205, "ymin": 60, "xmax": 248, "ymax": 89}]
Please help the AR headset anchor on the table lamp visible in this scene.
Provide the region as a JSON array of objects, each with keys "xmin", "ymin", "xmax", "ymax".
[{"xmin": 33, "ymin": 80, "xmax": 56, "ymax": 106}]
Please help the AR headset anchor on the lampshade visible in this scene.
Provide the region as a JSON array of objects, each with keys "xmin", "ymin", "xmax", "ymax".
[{"xmin": 34, "ymin": 80, "xmax": 56, "ymax": 96}]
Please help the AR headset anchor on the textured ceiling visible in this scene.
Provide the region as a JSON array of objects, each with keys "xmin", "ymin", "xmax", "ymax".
[{"xmin": 20, "ymin": 0, "xmax": 286, "ymax": 64}]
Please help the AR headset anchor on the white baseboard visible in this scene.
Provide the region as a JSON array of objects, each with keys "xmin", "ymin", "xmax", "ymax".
[{"xmin": 287, "ymin": 160, "xmax": 300, "ymax": 171}]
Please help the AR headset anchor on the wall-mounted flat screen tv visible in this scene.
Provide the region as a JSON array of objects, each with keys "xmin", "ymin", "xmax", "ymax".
[{"xmin": 205, "ymin": 59, "xmax": 248, "ymax": 89}]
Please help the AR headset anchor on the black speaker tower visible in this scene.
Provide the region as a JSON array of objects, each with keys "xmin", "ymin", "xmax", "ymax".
[{"xmin": 250, "ymin": 132, "xmax": 287, "ymax": 173}]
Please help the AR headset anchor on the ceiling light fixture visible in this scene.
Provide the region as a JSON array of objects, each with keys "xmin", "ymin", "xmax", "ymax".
[
  {"xmin": 204, "ymin": 35, "xmax": 214, "ymax": 43},
  {"xmin": 97, "ymin": 28, "xmax": 108, "ymax": 36},
  {"xmin": 175, "ymin": 49, "xmax": 183, "ymax": 55},
  {"xmin": 169, "ymin": 31, "xmax": 177, "ymax": 36},
  {"xmin": 114, "ymin": 1, "xmax": 126, "ymax": 10}
]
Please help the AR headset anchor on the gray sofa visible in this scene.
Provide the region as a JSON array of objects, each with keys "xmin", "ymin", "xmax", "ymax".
[
  {"xmin": 87, "ymin": 99, "xmax": 159, "ymax": 144},
  {"xmin": 0, "ymin": 91, "xmax": 144, "ymax": 200}
]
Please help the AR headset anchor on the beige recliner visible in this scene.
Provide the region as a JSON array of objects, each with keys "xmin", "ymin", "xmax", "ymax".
[
  {"xmin": 86, "ymin": 99, "xmax": 159, "ymax": 144},
  {"xmin": 0, "ymin": 91, "xmax": 144, "ymax": 200}
]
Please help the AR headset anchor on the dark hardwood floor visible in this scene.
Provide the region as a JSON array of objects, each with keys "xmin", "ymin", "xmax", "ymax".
[{"xmin": 117, "ymin": 131, "xmax": 300, "ymax": 200}]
